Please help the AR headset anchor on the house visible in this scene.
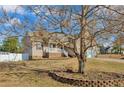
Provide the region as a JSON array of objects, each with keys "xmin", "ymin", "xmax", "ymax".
[
  {"xmin": 76, "ymin": 30, "xmax": 98, "ymax": 58},
  {"xmin": 24, "ymin": 28, "xmax": 68, "ymax": 59},
  {"xmin": 112, "ymin": 34, "xmax": 124, "ymax": 54},
  {"xmin": 24, "ymin": 28, "xmax": 98, "ymax": 59}
]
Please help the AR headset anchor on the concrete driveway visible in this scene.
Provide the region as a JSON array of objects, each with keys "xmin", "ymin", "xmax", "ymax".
[{"xmin": 92, "ymin": 58, "xmax": 124, "ymax": 63}]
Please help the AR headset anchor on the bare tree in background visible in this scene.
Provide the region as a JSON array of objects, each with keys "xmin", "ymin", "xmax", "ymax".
[{"xmin": 0, "ymin": 6, "xmax": 36, "ymax": 53}]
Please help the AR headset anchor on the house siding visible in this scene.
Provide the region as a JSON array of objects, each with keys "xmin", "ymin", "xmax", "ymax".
[
  {"xmin": 31, "ymin": 42, "xmax": 43, "ymax": 59},
  {"xmin": 30, "ymin": 42, "xmax": 67, "ymax": 59}
]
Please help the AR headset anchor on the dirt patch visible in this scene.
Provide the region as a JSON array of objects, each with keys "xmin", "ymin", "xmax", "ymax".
[{"xmin": 0, "ymin": 71, "xmax": 71, "ymax": 87}]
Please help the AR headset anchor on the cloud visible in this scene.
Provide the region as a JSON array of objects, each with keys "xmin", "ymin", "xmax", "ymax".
[
  {"xmin": 10, "ymin": 18, "xmax": 21, "ymax": 25},
  {"xmin": 0, "ymin": 5, "xmax": 25, "ymax": 15}
]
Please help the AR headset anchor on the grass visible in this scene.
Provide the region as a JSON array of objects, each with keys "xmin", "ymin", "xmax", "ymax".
[
  {"xmin": 87, "ymin": 58, "xmax": 124, "ymax": 73},
  {"xmin": 0, "ymin": 58, "xmax": 124, "ymax": 86}
]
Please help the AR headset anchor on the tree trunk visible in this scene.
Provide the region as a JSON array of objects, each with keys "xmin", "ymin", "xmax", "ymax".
[{"xmin": 78, "ymin": 57, "xmax": 85, "ymax": 74}]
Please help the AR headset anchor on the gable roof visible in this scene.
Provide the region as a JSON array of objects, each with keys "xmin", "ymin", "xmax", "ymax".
[
  {"xmin": 28, "ymin": 28, "xmax": 49, "ymax": 42},
  {"xmin": 28, "ymin": 27, "xmax": 97, "ymax": 48}
]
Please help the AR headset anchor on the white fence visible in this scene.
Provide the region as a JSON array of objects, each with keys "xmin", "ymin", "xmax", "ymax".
[{"xmin": 0, "ymin": 52, "xmax": 29, "ymax": 62}]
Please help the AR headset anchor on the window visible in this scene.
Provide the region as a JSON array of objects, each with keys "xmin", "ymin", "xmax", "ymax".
[
  {"xmin": 50, "ymin": 44, "xmax": 53, "ymax": 48},
  {"xmin": 53, "ymin": 44, "xmax": 56, "ymax": 48},
  {"xmin": 49, "ymin": 44, "xmax": 56, "ymax": 48},
  {"xmin": 48, "ymin": 43, "xmax": 53, "ymax": 48},
  {"xmin": 36, "ymin": 42, "xmax": 43, "ymax": 50}
]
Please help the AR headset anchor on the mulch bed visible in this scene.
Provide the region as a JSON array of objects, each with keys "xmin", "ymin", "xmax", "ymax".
[{"xmin": 56, "ymin": 71, "xmax": 124, "ymax": 80}]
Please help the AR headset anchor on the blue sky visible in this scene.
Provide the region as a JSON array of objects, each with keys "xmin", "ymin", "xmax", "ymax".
[
  {"xmin": 0, "ymin": 5, "xmax": 117, "ymax": 46},
  {"xmin": 0, "ymin": 5, "xmax": 38, "ymax": 43},
  {"xmin": 0, "ymin": 5, "xmax": 86, "ymax": 45},
  {"xmin": 0, "ymin": 5, "xmax": 86, "ymax": 35}
]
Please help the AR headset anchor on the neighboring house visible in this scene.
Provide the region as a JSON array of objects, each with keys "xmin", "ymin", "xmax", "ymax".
[
  {"xmin": 99, "ymin": 45, "xmax": 112, "ymax": 54},
  {"xmin": 75, "ymin": 30, "xmax": 98, "ymax": 58},
  {"xmin": 24, "ymin": 28, "xmax": 98, "ymax": 59},
  {"xmin": 112, "ymin": 34, "xmax": 124, "ymax": 54}
]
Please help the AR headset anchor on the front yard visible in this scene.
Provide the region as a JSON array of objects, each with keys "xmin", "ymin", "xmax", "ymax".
[{"xmin": 0, "ymin": 58, "xmax": 124, "ymax": 86}]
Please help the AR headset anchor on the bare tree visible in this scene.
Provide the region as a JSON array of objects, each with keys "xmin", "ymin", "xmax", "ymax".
[
  {"xmin": 0, "ymin": 6, "xmax": 36, "ymax": 52},
  {"xmin": 1, "ymin": 5, "xmax": 124, "ymax": 73},
  {"xmin": 28, "ymin": 5, "xmax": 124, "ymax": 73}
]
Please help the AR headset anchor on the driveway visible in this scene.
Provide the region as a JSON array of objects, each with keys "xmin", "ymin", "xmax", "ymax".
[{"xmin": 92, "ymin": 58, "xmax": 124, "ymax": 63}]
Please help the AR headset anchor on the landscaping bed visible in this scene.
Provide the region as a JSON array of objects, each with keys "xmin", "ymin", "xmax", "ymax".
[{"xmin": 49, "ymin": 71, "xmax": 124, "ymax": 87}]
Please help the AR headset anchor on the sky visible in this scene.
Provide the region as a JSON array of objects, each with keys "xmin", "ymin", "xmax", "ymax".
[
  {"xmin": 0, "ymin": 5, "xmax": 119, "ymax": 47},
  {"xmin": 0, "ymin": 5, "xmax": 82, "ymax": 41},
  {"xmin": 0, "ymin": 5, "xmax": 38, "ymax": 44},
  {"xmin": 0, "ymin": 6, "xmax": 37, "ymax": 29}
]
